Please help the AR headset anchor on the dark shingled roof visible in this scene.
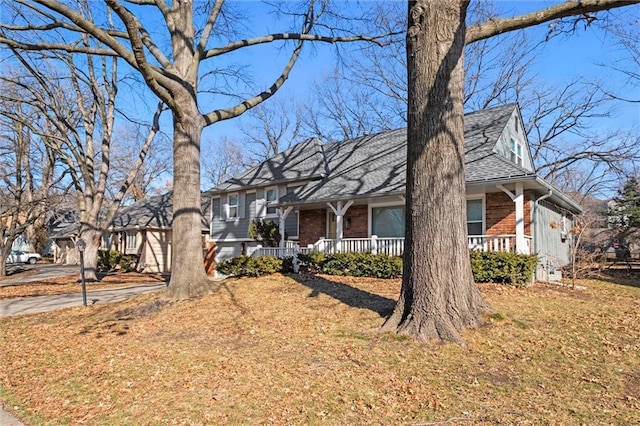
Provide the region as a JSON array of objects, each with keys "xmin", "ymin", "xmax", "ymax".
[
  {"xmin": 209, "ymin": 137, "xmax": 327, "ymax": 193},
  {"xmin": 279, "ymin": 103, "xmax": 530, "ymax": 205},
  {"xmin": 48, "ymin": 210, "xmax": 80, "ymax": 239},
  {"xmin": 110, "ymin": 192, "xmax": 210, "ymax": 230}
]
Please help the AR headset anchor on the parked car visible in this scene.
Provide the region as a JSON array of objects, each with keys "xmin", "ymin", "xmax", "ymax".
[{"xmin": 6, "ymin": 250, "xmax": 41, "ymax": 264}]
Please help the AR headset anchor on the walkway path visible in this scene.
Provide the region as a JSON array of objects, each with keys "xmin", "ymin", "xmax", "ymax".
[{"xmin": 0, "ymin": 283, "xmax": 166, "ymax": 317}]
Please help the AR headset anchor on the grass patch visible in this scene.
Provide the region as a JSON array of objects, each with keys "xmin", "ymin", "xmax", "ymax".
[{"xmin": 1, "ymin": 274, "xmax": 639, "ymax": 424}]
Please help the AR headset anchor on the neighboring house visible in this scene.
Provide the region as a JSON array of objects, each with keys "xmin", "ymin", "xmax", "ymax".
[
  {"xmin": 48, "ymin": 210, "xmax": 81, "ymax": 264},
  {"xmin": 206, "ymin": 103, "xmax": 582, "ymax": 281},
  {"xmin": 109, "ymin": 192, "xmax": 213, "ymax": 274}
]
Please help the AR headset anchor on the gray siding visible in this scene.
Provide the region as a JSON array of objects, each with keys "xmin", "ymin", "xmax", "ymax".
[
  {"xmin": 534, "ymin": 198, "xmax": 574, "ymax": 280},
  {"xmin": 211, "ymin": 192, "xmax": 256, "ymax": 240},
  {"xmin": 493, "ymin": 109, "xmax": 534, "ymax": 172}
]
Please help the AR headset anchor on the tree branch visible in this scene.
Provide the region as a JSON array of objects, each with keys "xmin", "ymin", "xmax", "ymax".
[
  {"xmin": 466, "ymin": 0, "xmax": 640, "ymax": 44},
  {"xmin": 204, "ymin": 31, "xmax": 400, "ymax": 58}
]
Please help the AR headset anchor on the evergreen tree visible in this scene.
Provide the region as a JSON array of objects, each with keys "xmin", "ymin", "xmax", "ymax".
[{"xmin": 607, "ymin": 178, "xmax": 640, "ymax": 254}]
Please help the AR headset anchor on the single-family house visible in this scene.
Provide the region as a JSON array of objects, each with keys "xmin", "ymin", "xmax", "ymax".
[
  {"xmin": 206, "ymin": 103, "xmax": 582, "ymax": 281},
  {"xmin": 48, "ymin": 210, "xmax": 81, "ymax": 264},
  {"xmin": 109, "ymin": 192, "xmax": 214, "ymax": 275}
]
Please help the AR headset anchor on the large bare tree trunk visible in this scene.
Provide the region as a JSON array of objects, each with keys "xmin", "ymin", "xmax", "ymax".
[
  {"xmin": 381, "ymin": 0, "xmax": 489, "ymax": 345},
  {"xmin": 165, "ymin": 110, "xmax": 215, "ymax": 300},
  {"xmin": 79, "ymin": 227, "xmax": 102, "ymax": 282}
]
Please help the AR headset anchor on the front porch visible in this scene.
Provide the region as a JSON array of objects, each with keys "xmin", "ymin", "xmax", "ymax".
[{"xmin": 251, "ymin": 234, "xmax": 533, "ymax": 258}]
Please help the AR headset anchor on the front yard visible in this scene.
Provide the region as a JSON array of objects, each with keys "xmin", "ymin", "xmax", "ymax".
[{"xmin": 1, "ymin": 273, "xmax": 639, "ymax": 425}]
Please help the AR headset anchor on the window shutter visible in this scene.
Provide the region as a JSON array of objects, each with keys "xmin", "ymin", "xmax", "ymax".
[
  {"xmin": 256, "ymin": 198, "xmax": 266, "ymax": 218},
  {"xmin": 239, "ymin": 192, "xmax": 246, "ymax": 219}
]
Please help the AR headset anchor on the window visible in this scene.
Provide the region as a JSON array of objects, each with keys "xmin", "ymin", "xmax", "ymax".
[
  {"xmin": 125, "ymin": 231, "xmax": 137, "ymax": 249},
  {"xmin": 466, "ymin": 199, "xmax": 483, "ymax": 236},
  {"xmin": 509, "ymin": 138, "xmax": 523, "ymax": 166},
  {"xmin": 228, "ymin": 193, "xmax": 238, "ymax": 219},
  {"xmin": 265, "ymin": 187, "xmax": 278, "ymax": 216},
  {"xmin": 371, "ymin": 206, "xmax": 405, "ymax": 237}
]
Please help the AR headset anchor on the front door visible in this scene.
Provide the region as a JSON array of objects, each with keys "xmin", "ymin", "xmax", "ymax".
[{"xmin": 327, "ymin": 211, "xmax": 337, "ymax": 239}]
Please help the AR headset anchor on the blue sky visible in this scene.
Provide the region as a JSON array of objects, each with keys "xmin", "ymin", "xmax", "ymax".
[{"xmin": 199, "ymin": 1, "xmax": 639, "ymax": 144}]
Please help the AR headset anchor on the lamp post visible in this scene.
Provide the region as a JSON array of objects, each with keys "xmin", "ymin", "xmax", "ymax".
[{"xmin": 76, "ymin": 238, "xmax": 87, "ymax": 307}]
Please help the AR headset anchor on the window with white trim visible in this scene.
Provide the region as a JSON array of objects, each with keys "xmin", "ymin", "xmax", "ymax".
[
  {"xmin": 125, "ymin": 231, "xmax": 137, "ymax": 249},
  {"xmin": 265, "ymin": 187, "xmax": 278, "ymax": 216},
  {"xmin": 371, "ymin": 206, "xmax": 405, "ymax": 237},
  {"xmin": 466, "ymin": 199, "xmax": 484, "ymax": 236},
  {"xmin": 509, "ymin": 138, "xmax": 523, "ymax": 166},
  {"xmin": 228, "ymin": 193, "xmax": 239, "ymax": 219}
]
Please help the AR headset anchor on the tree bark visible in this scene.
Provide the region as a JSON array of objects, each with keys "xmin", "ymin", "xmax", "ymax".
[
  {"xmin": 78, "ymin": 227, "xmax": 102, "ymax": 282},
  {"xmin": 381, "ymin": 0, "xmax": 489, "ymax": 345},
  {"xmin": 165, "ymin": 110, "xmax": 216, "ymax": 300}
]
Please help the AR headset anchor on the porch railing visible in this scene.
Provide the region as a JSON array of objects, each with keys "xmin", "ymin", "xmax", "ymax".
[
  {"xmin": 252, "ymin": 234, "xmax": 532, "ymax": 259},
  {"xmin": 467, "ymin": 234, "xmax": 532, "ymax": 255}
]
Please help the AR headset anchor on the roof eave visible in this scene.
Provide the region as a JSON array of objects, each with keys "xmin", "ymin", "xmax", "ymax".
[{"xmin": 467, "ymin": 175, "xmax": 582, "ymax": 213}]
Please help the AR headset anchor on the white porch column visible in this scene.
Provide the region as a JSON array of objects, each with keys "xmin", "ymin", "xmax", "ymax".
[
  {"xmin": 497, "ymin": 183, "xmax": 526, "ymax": 254},
  {"xmin": 278, "ymin": 206, "xmax": 294, "ymax": 248},
  {"xmin": 514, "ymin": 183, "xmax": 526, "ymax": 254},
  {"xmin": 327, "ymin": 200, "xmax": 354, "ymax": 252}
]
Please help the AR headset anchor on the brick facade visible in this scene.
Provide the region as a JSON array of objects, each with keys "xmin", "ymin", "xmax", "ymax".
[
  {"xmin": 298, "ymin": 193, "xmax": 532, "ymax": 246},
  {"xmin": 299, "ymin": 205, "xmax": 370, "ymax": 246},
  {"xmin": 343, "ymin": 205, "xmax": 368, "ymax": 239},
  {"xmin": 485, "ymin": 191, "xmax": 532, "ymax": 236},
  {"xmin": 299, "ymin": 208, "xmax": 327, "ymax": 246}
]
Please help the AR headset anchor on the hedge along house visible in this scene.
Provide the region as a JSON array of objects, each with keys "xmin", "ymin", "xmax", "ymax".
[
  {"xmin": 108, "ymin": 192, "xmax": 214, "ymax": 275},
  {"xmin": 207, "ymin": 104, "xmax": 582, "ymax": 281}
]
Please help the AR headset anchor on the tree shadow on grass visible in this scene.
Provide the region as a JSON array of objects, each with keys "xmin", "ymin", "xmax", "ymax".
[
  {"xmin": 290, "ymin": 274, "xmax": 396, "ymax": 318},
  {"xmin": 590, "ymin": 268, "xmax": 640, "ymax": 289}
]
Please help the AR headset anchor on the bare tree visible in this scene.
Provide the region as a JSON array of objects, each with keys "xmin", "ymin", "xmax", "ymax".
[
  {"xmin": 0, "ymin": 46, "xmax": 163, "ymax": 281},
  {"xmin": 241, "ymin": 98, "xmax": 304, "ymax": 164},
  {"xmin": 202, "ymin": 136, "xmax": 247, "ymax": 188},
  {"xmin": 379, "ymin": 0, "xmax": 639, "ymax": 344},
  {"xmin": 109, "ymin": 123, "xmax": 172, "ymax": 202},
  {"xmin": 0, "ymin": 0, "xmax": 397, "ymax": 299},
  {"xmin": 0, "ymin": 93, "xmax": 59, "ymax": 276},
  {"xmin": 301, "ymin": 68, "xmax": 400, "ymax": 141}
]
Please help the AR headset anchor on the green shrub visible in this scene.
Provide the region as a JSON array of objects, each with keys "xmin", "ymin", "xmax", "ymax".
[
  {"xmin": 216, "ymin": 255, "xmax": 283, "ymax": 277},
  {"xmin": 297, "ymin": 252, "xmax": 326, "ymax": 273},
  {"xmin": 98, "ymin": 249, "xmax": 121, "ymax": 271},
  {"xmin": 216, "ymin": 256, "xmax": 246, "ymax": 276},
  {"xmin": 248, "ymin": 220, "xmax": 281, "ymax": 247},
  {"xmin": 320, "ymin": 252, "xmax": 403, "ymax": 279},
  {"xmin": 216, "ymin": 250, "xmax": 536, "ymax": 285},
  {"xmin": 244, "ymin": 256, "xmax": 283, "ymax": 277},
  {"xmin": 119, "ymin": 255, "xmax": 137, "ymax": 272},
  {"xmin": 469, "ymin": 251, "xmax": 538, "ymax": 287},
  {"xmin": 98, "ymin": 249, "xmax": 138, "ymax": 272}
]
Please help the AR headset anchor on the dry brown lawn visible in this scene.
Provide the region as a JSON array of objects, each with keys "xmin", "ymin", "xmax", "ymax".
[{"xmin": 1, "ymin": 273, "xmax": 639, "ymax": 425}]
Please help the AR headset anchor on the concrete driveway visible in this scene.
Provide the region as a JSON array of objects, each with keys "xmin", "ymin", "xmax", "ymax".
[
  {"xmin": 1, "ymin": 264, "xmax": 79, "ymax": 286},
  {"xmin": 0, "ymin": 283, "xmax": 166, "ymax": 317}
]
